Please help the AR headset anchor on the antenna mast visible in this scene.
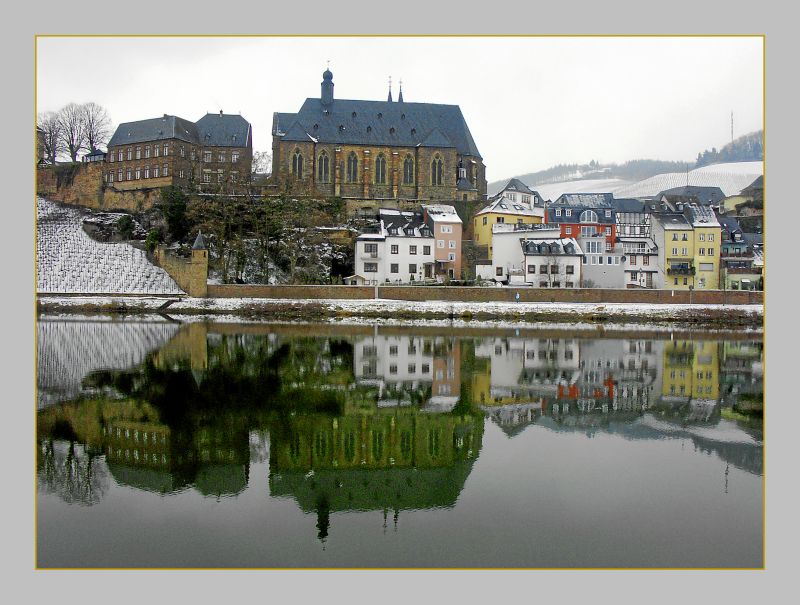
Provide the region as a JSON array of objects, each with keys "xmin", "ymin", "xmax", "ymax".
[{"xmin": 731, "ymin": 111, "xmax": 734, "ymax": 145}]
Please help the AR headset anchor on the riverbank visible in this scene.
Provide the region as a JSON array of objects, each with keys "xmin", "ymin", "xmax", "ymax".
[{"xmin": 36, "ymin": 295, "xmax": 764, "ymax": 329}]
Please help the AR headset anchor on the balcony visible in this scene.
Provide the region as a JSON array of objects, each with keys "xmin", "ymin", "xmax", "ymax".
[
  {"xmin": 667, "ymin": 266, "xmax": 695, "ymax": 276},
  {"xmin": 726, "ymin": 267, "xmax": 761, "ymax": 275},
  {"xmin": 720, "ymin": 250, "xmax": 753, "ymax": 258}
]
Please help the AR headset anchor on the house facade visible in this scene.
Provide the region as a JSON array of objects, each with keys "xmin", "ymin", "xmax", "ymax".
[
  {"xmin": 651, "ymin": 204, "xmax": 721, "ymax": 291},
  {"xmin": 271, "ymin": 69, "xmax": 486, "ymax": 203},
  {"xmin": 473, "ymin": 178, "xmax": 545, "ymax": 258}
]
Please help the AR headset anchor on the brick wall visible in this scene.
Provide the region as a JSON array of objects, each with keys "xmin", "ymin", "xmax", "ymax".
[
  {"xmin": 204, "ymin": 284, "xmax": 761, "ymax": 305},
  {"xmin": 207, "ymin": 284, "xmax": 375, "ymax": 299},
  {"xmin": 376, "ymin": 286, "xmax": 763, "ymax": 305}
]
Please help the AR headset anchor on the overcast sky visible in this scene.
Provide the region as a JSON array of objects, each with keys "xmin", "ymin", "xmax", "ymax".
[{"xmin": 36, "ymin": 36, "xmax": 763, "ymax": 183}]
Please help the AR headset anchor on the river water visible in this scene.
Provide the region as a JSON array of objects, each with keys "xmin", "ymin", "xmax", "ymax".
[{"xmin": 36, "ymin": 318, "xmax": 763, "ymax": 568}]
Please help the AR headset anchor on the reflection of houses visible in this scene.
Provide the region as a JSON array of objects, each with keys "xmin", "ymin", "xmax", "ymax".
[
  {"xmin": 661, "ymin": 340, "xmax": 719, "ymax": 402},
  {"xmin": 473, "ymin": 337, "xmax": 581, "ymax": 434},
  {"xmin": 354, "ymin": 334, "xmax": 460, "ymax": 412},
  {"xmin": 719, "ymin": 341, "xmax": 763, "ymax": 410}
]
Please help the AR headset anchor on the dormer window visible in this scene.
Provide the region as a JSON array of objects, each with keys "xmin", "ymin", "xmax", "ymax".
[
  {"xmin": 352, "ymin": 112, "xmax": 357, "ymax": 118},
  {"xmin": 377, "ymin": 112, "xmax": 383, "ymax": 119},
  {"xmin": 565, "ymin": 209, "xmax": 572, "ymax": 217},
  {"xmin": 605, "ymin": 210, "xmax": 612, "ymax": 218}
]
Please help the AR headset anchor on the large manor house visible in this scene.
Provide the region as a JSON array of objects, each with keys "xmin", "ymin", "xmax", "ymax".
[{"xmin": 270, "ymin": 69, "xmax": 487, "ymax": 202}]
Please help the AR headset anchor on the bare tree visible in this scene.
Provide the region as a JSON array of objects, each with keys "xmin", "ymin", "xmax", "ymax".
[
  {"xmin": 81, "ymin": 102, "xmax": 112, "ymax": 151},
  {"xmin": 251, "ymin": 150, "xmax": 272, "ymax": 179},
  {"xmin": 37, "ymin": 111, "xmax": 63, "ymax": 165},
  {"xmin": 57, "ymin": 102, "xmax": 87, "ymax": 162}
]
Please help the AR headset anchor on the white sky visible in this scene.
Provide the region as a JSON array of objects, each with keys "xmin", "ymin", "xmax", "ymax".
[{"xmin": 36, "ymin": 36, "xmax": 763, "ymax": 183}]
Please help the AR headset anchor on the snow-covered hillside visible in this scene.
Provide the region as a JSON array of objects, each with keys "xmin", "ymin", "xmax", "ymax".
[
  {"xmin": 614, "ymin": 163, "xmax": 762, "ymax": 199},
  {"xmin": 532, "ymin": 178, "xmax": 633, "ymax": 202},
  {"xmin": 37, "ymin": 198, "xmax": 184, "ymax": 294},
  {"xmin": 37, "ymin": 318, "xmax": 180, "ymax": 408}
]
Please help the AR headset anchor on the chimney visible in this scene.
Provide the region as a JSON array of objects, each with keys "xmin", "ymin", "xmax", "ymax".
[{"xmin": 219, "ymin": 110, "xmax": 223, "ymax": 117}]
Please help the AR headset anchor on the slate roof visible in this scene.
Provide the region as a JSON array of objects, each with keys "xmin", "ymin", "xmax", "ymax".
[
  {"xmin": 108, "ymin": 115, "xmax": 199, "ymax": 147},
  {"xmin": 546, "ymin": 204, "xmax": 616, "ymax": 225},
  {"xmin": 502, "ymin": 178, "xmax": 536, "ymax": 195},
  {"xmin": 109, "ymin": 113, "xmax": 251, "ymax": 149},
  {"xmin": 377, "ymin": 208, "xmax": 434, "ymax": 238},
  {"xmin": 475, "ymin": 196, "xmax": 544, "ymax": 218},
  {"xmin": 192, "ymin": 232, "xmax": 207, "ymax": 250},
  {"xmin": 686, "ymin": 204, "xmax": 720, "ymax": 227},
  {"xmin": 520, "ymin": 238, "xmax": 582, "ymax": 256},
  {"xmin": 611, "ymin": 198, "xmax": 647, "ymax": 213},
  {"xmin": 743, "ymin": 233, "xmax": 763, "ymax": 247},
  {"xmin": 552, "ymin": 193, "xmax": 615, "ymax": 208},
  {"xmin": 274, "ymin": 97, "xmax": 482, "ymax": 158},
  {"xmin": 657, "ymin": 186, "xmax": 726, "ymax": 206},
  {"xmin": 195, "ymin": 113, "xmax": 252, "ymax": 148}
]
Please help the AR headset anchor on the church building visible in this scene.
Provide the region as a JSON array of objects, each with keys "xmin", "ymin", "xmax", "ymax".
[{"xmin": 271, "ymin": 68, "xmax": 487, "ymax": 203}]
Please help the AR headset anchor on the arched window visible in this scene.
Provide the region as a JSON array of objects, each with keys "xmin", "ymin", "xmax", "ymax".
[
  {"xmin": 317, "ymin": 150, "xmax": 330, "ymax": 183},
  {"xmin": 403, "ymin": 155, "xmax": 414, "ymax": 184},
  {"xmin": 580, "ymin": 209, "xmax": 598, "ymax": 223},
  {"xmin": 431, "ymin": 154, "xmax": 443, "ymax": 186},
  {"xmin": 375, "ymin": 154, "xmax": 386, "ymax": 184},
  {"xmin": 291, "ymin": 149, "xmax": 303, "ymax": 177},
  {"xmin": 346, "ymin": 151, "xmax": 358, "ymax": 183}
]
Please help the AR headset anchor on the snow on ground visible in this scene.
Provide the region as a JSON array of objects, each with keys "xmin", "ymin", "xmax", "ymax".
[
  {"xmin": 38, "ymin": 296, "xmax": 764, "ymax": 329},
  {"xmin": 532, "ymin": 178, "xmax": 632, "ymax": 201},
  {"xmin": 614, "ymin": 163, "xmax": 762, "ymax": 199},
  {"xmin": 37, "ymin": 198, "xmax": 184, "ymax": 295},
  {"xmin": 37, "ymin": 317, "xmax": 181, "ymax": 408}
]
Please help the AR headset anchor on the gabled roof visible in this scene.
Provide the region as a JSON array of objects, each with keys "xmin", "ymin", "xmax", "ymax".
[
  {"xmin": 552, "ymin": 193, "xmax": 615, "ymax": 208},
  {"xmin": 275, "ymin": 97, "xmax": 482, "ymax": 158},
  {"xmin": 475, "ymin": 196, "xmax": 544, "ymax": 218},
  {"xmin": 501, "ymin": 178, "xmax": 536, "ymax": 195},
  {"xmin": 657, "ymin": 186, "xmax": 726, "ymax": 206},
  {"xmin": 378, "ymin": 208, "xmax": 433, "ymax": 238},
  {"xmin": 192, "ymin": 232, "xmax": 207, "ymax": 250},
  {"xmin": 195, "ymin": 113, "xmax": 251, "ymax": 148},
  {"xmin": 109, "ymin": 115, "xmax": 199, "ymax": 147}
]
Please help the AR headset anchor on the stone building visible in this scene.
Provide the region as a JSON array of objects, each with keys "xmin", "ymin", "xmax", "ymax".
[
  {"xmin": 105, "ymin": 111, "xmax": 252, "ymax": 194},
  {"xmin": 271, "ymin": 68, "xmax": 487, "ymax": 203}
]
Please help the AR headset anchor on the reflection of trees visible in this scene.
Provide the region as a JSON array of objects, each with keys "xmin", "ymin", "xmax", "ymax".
[{"xmin": 38, "ymin": 438, "xmax": 109, "ymax": 506}]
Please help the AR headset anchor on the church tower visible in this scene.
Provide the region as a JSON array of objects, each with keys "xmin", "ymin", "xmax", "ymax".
[{"xmin": 321, "ymin": 67, "xmax": 334, "ymax": 106}]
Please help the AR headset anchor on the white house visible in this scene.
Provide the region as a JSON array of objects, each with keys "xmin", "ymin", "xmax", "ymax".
[
  {"xmin": 480, "ymin": 223, "xmax": 561, "ymax": 283},
  {"xmin": 353, "ymin": 209, "xmax": 436, "ymax": 284}
]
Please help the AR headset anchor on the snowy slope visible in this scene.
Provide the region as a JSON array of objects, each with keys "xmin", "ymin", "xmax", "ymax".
[
  {"xmin": 614, "ymin": 163, "xmax": 763, "ymax": 199},
  {"xmin": 37, "ymin": 198, "xmax": 184, "ymax": 294},
  {"xmin": 532, "ymin": 178, "xmax": 633, "ymax": 202},
  {"xmin": 37, "ymin": 318, "xmax": 181, "ymax": 408}
]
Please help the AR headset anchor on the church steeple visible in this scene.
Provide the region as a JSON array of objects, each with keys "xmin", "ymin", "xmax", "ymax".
[
  {"xmin": 398, "ymin": 78, "xmax": 404, "ymax": 103},
  {"xmin": 321, "ymin": 64, "xmax": 334, "ymax": 107},
  {"xmin": 387, "ymin": 76, "xmax": 393, "ymax": 102}
]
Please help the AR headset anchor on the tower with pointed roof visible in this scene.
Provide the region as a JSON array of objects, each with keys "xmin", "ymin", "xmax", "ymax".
[{"xmin": 271, "ymin": 68, "xmax": 487, "ymax": 204}]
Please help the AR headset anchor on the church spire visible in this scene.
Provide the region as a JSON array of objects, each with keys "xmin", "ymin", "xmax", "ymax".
[
  {"xmin": 398, "ymin": 78, "xmax": 404, "ymax": 103},
  {"xmin": 387, "ymin": 76, "xmax": 393, "ymax": 102}
]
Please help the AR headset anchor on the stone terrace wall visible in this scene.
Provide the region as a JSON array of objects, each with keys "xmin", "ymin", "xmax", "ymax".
[
  {"xmin": 205, "ymin": 284, "xmax": 761, "ymax": 305},
  {"xmin": 37, "ymin": 165, "xmax": 161, "ymax": 212}
]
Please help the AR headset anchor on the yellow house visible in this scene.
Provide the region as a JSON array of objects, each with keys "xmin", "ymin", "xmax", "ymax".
[
  {"xmin": 473, "ymin": 179, "xmax": 545, "ymax": 259},
  {"xmin": 653, "ymin": 205, "xmax": 721, "ymax": 290}
]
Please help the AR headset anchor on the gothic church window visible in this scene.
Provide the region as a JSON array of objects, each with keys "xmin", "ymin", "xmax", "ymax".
[
  {"xmin": 431, "ymin": 154, "xmax": 443, "ymax": 186},
  {"xmin": 292, "ymin": 149, "xmax": 303, "ymax": 177},
  {"xmin": 347, "ymin": 152, "xmax": 358, "ymax": 183},
  {"xmin": 403, "ymin": 155, "xmax": 414, "ymax": 184},
  {"xmin": 317, "ymin": 150, "xmax": 330, "ymax": 183},
  {"xmin": 375, "ymin": 154, "xmax": 386, "ymax": 184}
]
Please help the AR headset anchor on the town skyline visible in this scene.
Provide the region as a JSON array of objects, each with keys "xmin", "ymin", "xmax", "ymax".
[{"xmin": 36, "ymin": 35, "xmax": 763, "ymax": 181}]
